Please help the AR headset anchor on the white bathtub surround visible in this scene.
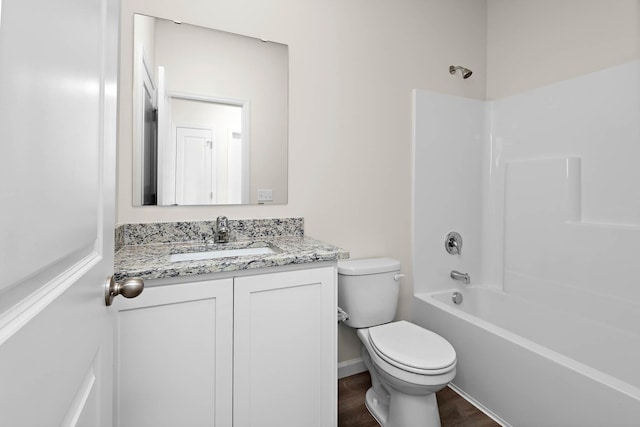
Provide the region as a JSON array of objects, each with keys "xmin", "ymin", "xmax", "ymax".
[
  {"xmin": 413, "ymin": 289, "xmax": 640, "ymax": 426},
  {"xmin": 412, "ymin": 60, "xmax": 640, "ymax": 426},
  {"xmin": 486, "ymin": 60, "xmax": 640, "ymax": 293}
]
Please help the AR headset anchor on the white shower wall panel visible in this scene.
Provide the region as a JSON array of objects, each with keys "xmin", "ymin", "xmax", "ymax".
[
  {"xmin": 412, "ymin": 60, "xmax": 640, "ymax": 427},
  {"xmin": 502, "ymin": 157, "xmax": 640, "ymax": 332},
  {"xmin": 489, "ymin": 60, "xmax": 640, "ymax": 225},
  {"xmin": 412, "ymin": 90, "xmax": 484, "ymax": 294},
  {"xmin": 488, "ymin": 60, "xmax": 640, "ymax": 323}
]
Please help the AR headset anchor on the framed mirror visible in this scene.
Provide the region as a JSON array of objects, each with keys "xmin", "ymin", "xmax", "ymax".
[{"xmin": 132, "ymin": 14, "xmax": 288, "ymax": 206}]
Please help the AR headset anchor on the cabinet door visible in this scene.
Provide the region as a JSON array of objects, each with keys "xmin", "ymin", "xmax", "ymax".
[
  {"xmin": 114, "ymin": 279, "xmax": 233, "ymax": 427},
  {"xmin": 234, "ymin": 267, "xmax": 337, "ymax": 427}
]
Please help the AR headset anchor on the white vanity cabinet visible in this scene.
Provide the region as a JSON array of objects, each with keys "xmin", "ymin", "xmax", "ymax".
[{"xmin": 113, "ymin": 265, "xmax": 337, "ymax": 427}]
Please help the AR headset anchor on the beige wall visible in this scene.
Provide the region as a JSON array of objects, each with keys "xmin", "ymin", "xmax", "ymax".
[
  {"xmin": 487, "ymin": 0, "xmax": 640, "ymax": 100},
  {"xmin": 118, "ymin": 0, "xmax": 487, "ymax": 362}
]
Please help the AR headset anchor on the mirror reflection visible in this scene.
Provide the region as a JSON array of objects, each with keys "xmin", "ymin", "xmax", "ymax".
[{"xmin": 132, "ymin": 14, "xmax": 288, "ymax": 206}]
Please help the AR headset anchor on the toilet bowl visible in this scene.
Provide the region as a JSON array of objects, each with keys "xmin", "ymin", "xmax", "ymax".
[{"xmin": 338, "ymin": 258, "xmax": 456, "ymax": 427}]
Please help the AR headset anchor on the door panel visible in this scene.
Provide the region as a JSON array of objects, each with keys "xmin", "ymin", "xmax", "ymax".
[
  {"xmin": 0, "ymin": 0, "xmax": 119, "ymax": 425},
  {"xmin": 175, "ymin": 127, "xmax": 215, "ymax": 204},
  {"xmin": 0, "ymin": 0, "xmax": 103, "ymax": 291},
  {"xmin": 234, "ymin": 267, "xmax": 337, "ymax": 427}
]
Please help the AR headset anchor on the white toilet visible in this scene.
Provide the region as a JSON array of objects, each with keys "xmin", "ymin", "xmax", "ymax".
[{"xmin": 338, "ymin": 258, "xmax": 456, "ymax": 427}]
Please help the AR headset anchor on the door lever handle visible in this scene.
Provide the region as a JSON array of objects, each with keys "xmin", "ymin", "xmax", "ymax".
[{"xmin": 104, "ymin": 276, "xmax": 144, "ymax": 306}]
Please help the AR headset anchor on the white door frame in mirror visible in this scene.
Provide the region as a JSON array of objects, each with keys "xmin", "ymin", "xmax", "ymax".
[
  {"xmin": 133, "ymin": 44, "xmax": 157, "ymax": 206},
  {"xmin": 167, "ymin": 92, "xmax": 250, "ymax": 205},
  {"xmin": 156, "ymin": 66, "xmax": 172, "ymax": 205}
]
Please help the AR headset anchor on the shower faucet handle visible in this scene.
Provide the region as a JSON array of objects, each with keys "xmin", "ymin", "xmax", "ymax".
[{"xmin": 445, "ymin": 232, "xmax": 463, "ymax": 255}]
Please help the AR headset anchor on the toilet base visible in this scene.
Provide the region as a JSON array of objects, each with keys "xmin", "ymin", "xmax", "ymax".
[
  {"xmin": 359, "ymin": 328, "xmax": 447, "ymax": 427},
  {"xmin": 387, "ymin": 387, "xmax": 441, "ymax": 427},
  {"xmin": 364, "ymin": 387, "xmax": 387, "ymax": 426},
  {"xmin": 364, "ymin": 384, "xmax": 442, "ymax": 427}
]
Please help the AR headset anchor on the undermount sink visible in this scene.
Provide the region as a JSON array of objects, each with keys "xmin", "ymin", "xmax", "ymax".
[{"xmin": 169, "ymin": 246, "xmax": 276, "ymax": 262}]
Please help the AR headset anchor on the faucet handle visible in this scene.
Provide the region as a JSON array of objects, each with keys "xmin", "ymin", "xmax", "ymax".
[
  {"xmin": 216, "ymin": 216, "xmax": 228, "ymax": 230},
  {"xmin": 214, "ymin": 216, "xmax": 230, "ymax": 243},
  {"xmin": 445, "ymin": 231, "xmax": 462, "ymax": 255}
]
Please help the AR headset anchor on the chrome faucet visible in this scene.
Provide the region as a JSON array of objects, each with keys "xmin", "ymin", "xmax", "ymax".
[
  {"xmin": 450, "ymin": 270, "xmax": 470, "ymax": 284},
  {"xmin": 214, "ymin": 216, "xmax": 230, "ymax": 243}
]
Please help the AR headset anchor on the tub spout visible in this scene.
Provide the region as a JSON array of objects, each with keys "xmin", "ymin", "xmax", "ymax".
[{"xmin": 450, "ymin": 270, "xmax": 470, "ymax": 284}]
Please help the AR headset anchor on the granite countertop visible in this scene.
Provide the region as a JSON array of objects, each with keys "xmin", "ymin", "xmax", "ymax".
[{"xmin": 114, "ymin": 235, "xmax": 349, "ymax": 281}]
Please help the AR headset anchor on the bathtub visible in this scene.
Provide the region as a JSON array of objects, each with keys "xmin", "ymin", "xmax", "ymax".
[{"xmin": 412, "ymin": 286, "xmax": 640, "ymax": 427}]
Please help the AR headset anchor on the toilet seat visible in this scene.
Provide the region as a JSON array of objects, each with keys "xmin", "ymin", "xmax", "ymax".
[{"xmin": 368, "ymin": 321, "xmax": 456, "ymax": 375}]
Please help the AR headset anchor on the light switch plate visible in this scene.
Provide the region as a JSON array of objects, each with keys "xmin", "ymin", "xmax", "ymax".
[{"xmin": 257, "ymin": 189, "xmax": 273, "ymax": 202}]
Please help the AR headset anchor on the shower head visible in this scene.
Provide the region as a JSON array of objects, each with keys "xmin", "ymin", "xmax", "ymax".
[{"xmin": 449, "ymin": 65, "xmax": 473, "ymax": 79}]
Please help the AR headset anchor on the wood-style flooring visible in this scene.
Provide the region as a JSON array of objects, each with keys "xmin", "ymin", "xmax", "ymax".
[{"xmin": 338, "ymin": 372, "xmax": 500, "ymax": 427}]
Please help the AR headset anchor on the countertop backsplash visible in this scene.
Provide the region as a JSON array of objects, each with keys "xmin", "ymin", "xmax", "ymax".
[{"xmin": 115, "ymin": 217, "xmax": 304, "ymax": 252}]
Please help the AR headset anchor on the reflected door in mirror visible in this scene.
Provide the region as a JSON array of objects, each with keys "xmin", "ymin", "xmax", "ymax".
[{"xmin": 175, "ymin": 127, "xmax": 214, "ymax": 204}]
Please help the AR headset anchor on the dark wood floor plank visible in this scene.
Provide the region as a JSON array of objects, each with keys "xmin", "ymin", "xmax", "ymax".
[
  {"xmin": 338, "ymin": 372, "xmax": 380, "ymax": 427},
  {"xmin": 338, "ymin": 372, "xmax": 500, "ymax": 427}
]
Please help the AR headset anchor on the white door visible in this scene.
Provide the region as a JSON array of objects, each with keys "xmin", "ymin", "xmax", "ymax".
[
  {"xmin": 175, "ymin": 126, "xmax": 215, "ymax": 204},
  {"xmin": 0, "ymin": 0, "xmax": 119, "ymax": 426},
  {"xmin": 113, "ymin": 279, "xmax": 233, "ymax": 427}
]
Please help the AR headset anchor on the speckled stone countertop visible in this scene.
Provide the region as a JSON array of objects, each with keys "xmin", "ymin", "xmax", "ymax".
[{"xmin": 114, "ymin": 219, "xmax": 349, "ymax": 281}]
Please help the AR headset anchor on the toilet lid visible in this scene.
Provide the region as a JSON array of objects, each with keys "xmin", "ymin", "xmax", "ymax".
[{"xmin": 368, "ymin": 321, "xmax": 456, "ymax": 373}]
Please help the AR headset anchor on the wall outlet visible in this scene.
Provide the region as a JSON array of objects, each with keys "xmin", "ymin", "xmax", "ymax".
[{"xmin": 257, "ymin": 189, "xmax": 273, "ymax": 202}]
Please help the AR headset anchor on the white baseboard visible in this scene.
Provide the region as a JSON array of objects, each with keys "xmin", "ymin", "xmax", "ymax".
[
  {"xmin": 448, "ymin": 383, "xmax": 510, "ymax": 427},
  {"xmin": 337, "ymin": 358, "xmax": 367, "ymax": 379}
]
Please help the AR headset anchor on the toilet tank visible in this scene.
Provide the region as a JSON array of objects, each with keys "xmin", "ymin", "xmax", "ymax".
[{"xmin": 337, "ymin": 257, "xmax": 401, "ymax": 328}]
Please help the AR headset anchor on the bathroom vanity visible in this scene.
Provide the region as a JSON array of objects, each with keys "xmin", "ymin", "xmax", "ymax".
[{"xmin": 113, "ymin": 219, "xmax": 348, "ymax": 427}]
